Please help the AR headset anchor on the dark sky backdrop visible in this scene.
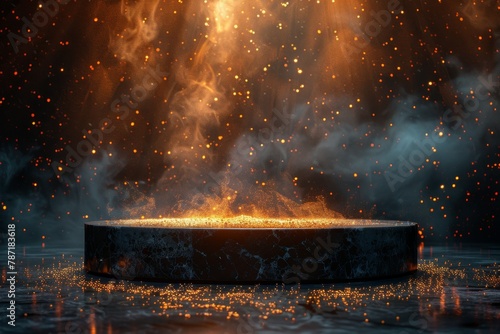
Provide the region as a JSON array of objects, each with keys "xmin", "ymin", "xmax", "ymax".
[{"xmin": 0, "ymin": 0, "xmax": 499, "ymax": 245}]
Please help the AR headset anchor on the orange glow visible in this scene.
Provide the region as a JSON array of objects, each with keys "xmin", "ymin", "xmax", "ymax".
[{"xmin": 90, "ymin": 216, "xmax": 413, "ymax": 229}]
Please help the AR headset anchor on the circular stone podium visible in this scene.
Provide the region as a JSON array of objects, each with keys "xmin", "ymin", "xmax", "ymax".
[{"xmin": 84, "ymin": 217, "xmax": 418, "ymax": 283}]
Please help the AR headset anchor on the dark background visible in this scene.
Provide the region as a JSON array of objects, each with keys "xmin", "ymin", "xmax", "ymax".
[{"xmin": 0, "ymin": 0, "xmax": 499, "ymax": 244}]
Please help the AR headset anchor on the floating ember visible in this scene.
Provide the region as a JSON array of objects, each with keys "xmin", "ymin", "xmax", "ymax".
[
  {"xmin": 73, "ymin": 1, "xmax": 425, "ymax": 284},
  {"xmin": 85, "ymin": 217, "xmax": 418, "ymax": 282}
]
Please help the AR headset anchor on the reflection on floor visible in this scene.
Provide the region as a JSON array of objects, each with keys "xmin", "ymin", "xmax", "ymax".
[{"xmin": 1, "ymin": 243, "xmax": 499, "ymax": 333}]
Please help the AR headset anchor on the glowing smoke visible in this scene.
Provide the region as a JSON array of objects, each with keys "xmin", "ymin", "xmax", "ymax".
[{"xmin": 1, "ymin": 0, "xmax": 499, "ymax": 242}]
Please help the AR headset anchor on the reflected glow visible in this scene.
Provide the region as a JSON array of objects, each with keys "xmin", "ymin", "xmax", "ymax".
[{"xmin": 27, "ymin": 256, "xmax": 499, "ymax": 332}]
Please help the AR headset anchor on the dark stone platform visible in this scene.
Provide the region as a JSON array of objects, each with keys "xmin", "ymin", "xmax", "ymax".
[{"xmin": 84, "ymin": 218, "xmax": 418, "ymax": 282}]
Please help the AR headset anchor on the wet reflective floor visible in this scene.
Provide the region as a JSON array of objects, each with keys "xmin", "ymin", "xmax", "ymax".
[{"xmin": 1, "ymin": 243, "xmax": 499, "ymax": 333}]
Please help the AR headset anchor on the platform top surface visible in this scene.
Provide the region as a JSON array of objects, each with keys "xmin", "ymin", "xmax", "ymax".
[{"xmin": 85, "ymin": 216, "xmax": 417, "ymax": 229}]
